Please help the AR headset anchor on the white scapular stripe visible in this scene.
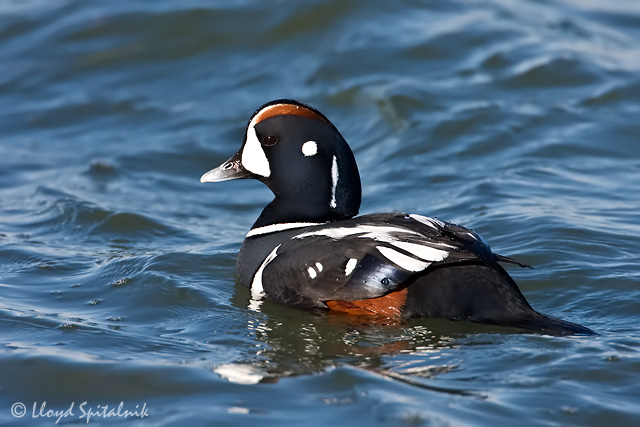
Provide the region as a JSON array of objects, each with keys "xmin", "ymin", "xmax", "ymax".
[
  {"xmin": 376, "ymin": 246, "xmax": 431, "ymax": 272},
  {"xmin": 345, "ymin": 258, "xmax": 358, "ymax": 276},
  {"xmin": 465, "ymin": 232, "xmax": 479, "ymax": 241},
  {"xmin": 241, "ymin": 125, "xmax": 270, "ymax": 177},
  {"xmin": 301, "ymin": 140, "xmax": 318, "ymax": 156},
  {"xmin": 294, "ymin": 225, "xmax": 420, "ymax": 240},
  {"xmin": 293, "ymin": 224, "xmax": 450, "ymax": 272},
  {"xmin": 246, "ymin": 222, "xmax": 324, "ymax": 238},
  {"xmin": 388, "ymin": 241, "xmax": 449, "ymax": 262},
  {"xmin": 251, "ymin": 244, "xmax": 281, "ymax": 300},
  {"xmin": 330, "ymin": 155, "xmax": 338, "ymax": 209},
  {"xmin": 409, "ymin": 214, "xmax": 445, "ymax": 230}
]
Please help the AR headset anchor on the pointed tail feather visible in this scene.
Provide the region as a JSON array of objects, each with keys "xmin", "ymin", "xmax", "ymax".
[
  {"xmin": 488, "ymin": 312, "xmax": 596, "ymax": 335},
  {"xmin": 495, "ymin": 254, "xmax": 533, "ymax": 269}
]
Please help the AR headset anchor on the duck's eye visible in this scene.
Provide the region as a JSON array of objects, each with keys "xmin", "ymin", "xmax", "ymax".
[{"xmin": 262, "ymin": 135, "xmax": 279, "ymax": 147}]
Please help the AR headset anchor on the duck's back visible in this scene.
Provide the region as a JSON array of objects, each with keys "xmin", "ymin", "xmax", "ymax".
[{"xmin": 235, "ymin": 213, "xmax": 593, "ymax": 334}]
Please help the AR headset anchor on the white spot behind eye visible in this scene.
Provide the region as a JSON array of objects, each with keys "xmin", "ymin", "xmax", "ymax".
[{"xmin": 301, "ymin": 140, "xmax": 318, "ymax": 157}]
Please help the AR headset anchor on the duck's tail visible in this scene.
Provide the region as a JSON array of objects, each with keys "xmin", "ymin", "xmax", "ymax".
[
  {"xmin": 403, "ymin": 263, "xmax": 595, "ymax": 335},
  {"xmin": 488, "ymin": 312, "xmax": 596, "ymax": 335}
]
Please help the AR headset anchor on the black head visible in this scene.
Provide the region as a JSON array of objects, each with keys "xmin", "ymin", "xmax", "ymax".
[{"xmin": 201, "ymin": 99, "xmax": 361, "ymax": 228}]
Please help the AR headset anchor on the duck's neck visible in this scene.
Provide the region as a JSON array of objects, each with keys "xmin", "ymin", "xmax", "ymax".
[
  {"xmin": 251, "ymin": 134, "xmax": 362, "ymax": 230},
  {"xmin": 252, "ymin": 192, "xmax": 360, "ymax": 229}
]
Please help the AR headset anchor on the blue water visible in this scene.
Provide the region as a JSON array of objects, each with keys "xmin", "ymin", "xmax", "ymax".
[{"xmin": 1, "ymin": 0, "xmax": 640, "ymax": 425}]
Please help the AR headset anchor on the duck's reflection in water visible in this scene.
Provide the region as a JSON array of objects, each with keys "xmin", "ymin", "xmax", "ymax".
[{"xmin": 215, "ymin": 285, "xmax": 505, "ymax": 396}]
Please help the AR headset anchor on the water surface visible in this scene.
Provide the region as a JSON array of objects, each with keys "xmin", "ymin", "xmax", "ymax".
[{"xmin": 1, "ymin": 0, "xmax": 639, "ymax": 425}]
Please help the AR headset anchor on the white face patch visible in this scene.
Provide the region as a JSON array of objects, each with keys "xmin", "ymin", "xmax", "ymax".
[
  {"xmin": 345, "ymin": 258, "xmax": 358, "ymax": 276},
  {"xmin": 330, "ymin": 155, "xmax": 338, "ymax": 209},
  {"xmin": 301, "ymin": 140, "xmax": 318, "ymax": 157},
  {"xmin": 241, "ymin": 124, "xmax": 271, "ymax": 178},
  {"xmin": 376, "ymin": 246, "xmax": 431, "ymax": 272},
  {"xmin": 251, "ymin": 244, "xmax": 280, "ymax": 300}
]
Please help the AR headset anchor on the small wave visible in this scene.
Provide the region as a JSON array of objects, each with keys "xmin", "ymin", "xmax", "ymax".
[
  {"xmin": 11, "ymin": 186, "xmax": 182, "ymax": 243},
  {"xmin": 580, "ymin": 77, "xmax": 640, "ymax": 107},
  {"xmin": 500, "ymin": 55, "xmax": 603, "ymax": 89}
]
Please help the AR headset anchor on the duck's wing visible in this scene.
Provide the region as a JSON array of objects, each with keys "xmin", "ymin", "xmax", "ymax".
[{"xmin": 255, "ymin": 213, "xmax": 517, "ymax": 308}]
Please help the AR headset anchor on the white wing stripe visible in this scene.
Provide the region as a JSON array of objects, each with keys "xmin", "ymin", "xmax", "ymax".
[
  {"xmin": 376, "ymin": 246, "xmax": 431, "ymax": 272},
  {"xmin": 388, "ymin": 241, "xmax": 449, "ymax": 262}
]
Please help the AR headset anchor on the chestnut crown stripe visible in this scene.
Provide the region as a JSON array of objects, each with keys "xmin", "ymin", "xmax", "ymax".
[{"xmin": 251, "ymin": 103, "xmax": 329, "ymax": 126}]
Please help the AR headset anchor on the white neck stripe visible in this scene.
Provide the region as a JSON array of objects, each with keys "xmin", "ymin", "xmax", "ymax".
[
  {"xmin": 246, "ymin": 222, "xmax": 324, "ymax": 237},
  {"xmin": 330, "ymin": 155, "xmax": 338, "ymax": 209}
]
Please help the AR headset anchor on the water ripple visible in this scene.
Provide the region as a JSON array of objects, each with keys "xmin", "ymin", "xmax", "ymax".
[{"xmin": 2, "ymin": 0, "xmax": 640, "ymax": 425}]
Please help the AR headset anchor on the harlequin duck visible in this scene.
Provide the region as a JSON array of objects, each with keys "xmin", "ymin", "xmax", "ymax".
[{"xmin": 201, "ymin": 99, "xmax": 594, "ymax": 335}]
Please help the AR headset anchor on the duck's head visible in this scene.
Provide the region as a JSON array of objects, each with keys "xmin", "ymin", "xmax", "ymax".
[{"xmin": 201, "ymin": 99, "xmax": 361, "ymax": 228}]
